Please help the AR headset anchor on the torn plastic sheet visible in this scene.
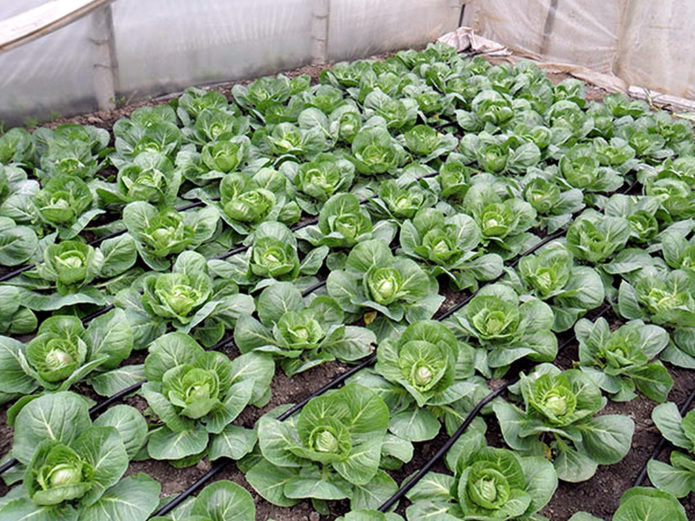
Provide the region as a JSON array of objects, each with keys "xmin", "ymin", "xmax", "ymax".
[{"xmin": 439, "ymin": 26, "xmax": 695, "ymax": 113}]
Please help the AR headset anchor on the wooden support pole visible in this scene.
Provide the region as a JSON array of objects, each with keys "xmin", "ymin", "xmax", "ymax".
[
  {"xmin": 311, "ymin": 0, "xmax": 330, "ymax": 65},
  {"xmin": 89, "ymin": 5, "xmax": 119, "ymax": 111}
]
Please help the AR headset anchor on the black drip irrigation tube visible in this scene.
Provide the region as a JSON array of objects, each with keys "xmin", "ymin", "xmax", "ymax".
[{"xmin": 633, "ymin": 383, "xmax": 695, "ymax": 487}]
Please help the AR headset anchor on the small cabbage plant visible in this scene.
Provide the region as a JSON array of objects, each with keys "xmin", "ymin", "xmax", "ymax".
[
  {"xmin": 247, "ymin": 384, "xmax": 394, "ymax": 510},
  {"xmin": 141, "ymin": 333, "xmax": 272, "ymax": 464},
  {"xmin": 0, "ymin": 310, "xmax": 133, "ymax": 402},
  {"xmin": 97, "ymin": 151, "xmax": 182, "ymax": 207},
  {"xmin": 327, "ymin": 238, "xmax": 443, "ymax": 325},
  {"xmin": 123, "ymin": 201, "xmax": 220, "ymax": 270},
  {"xmin": 566, "ymin": 210, "xmax": 631, "ymax": 265},
  {"xmin": 399, "ymin": 207, "xmax": 503, "ymax": 290},
  {"xmin": 17, "ymin": 236, "xmax": 137, "ymax": 313},
  {"xmin": 281, "ymin": 153, "xmax": 356, "ymax": 215},
  {"xmin": 575, "ymin": 317, "xmax": 672, "ymax": 402},
  {"xmin": 217, "ymin": 168, "xmax": 300, "ymax": 234},
  {"xmin": 568, "ymin": 487, "xmax": 688, "ymax": 521},
  {"xmin": 150, "ymin": 480, "xmax": 255, "ymax": 521},
  {"xmin": 235, "ymin": 282, "xmax": 375, "ymax": 376},
  {"xmin": 647, "ymin": 402, "xmax": 695, "ymax": 499},
  {"xmin": 208, "ymin": 221, "xmax": 328, "ymax": 291},
  {"xmin": 33, "ymin": 174, "xmax": 103, "ymax": 238},
  {"xmin": 460, "ymin": 181, "xmax": 538, "ymax": 259},
  {"xmin": 447, "ymin": 284, "xmax": 557, "ymax": 376},
  {"xmin": 514, "ymin": 242, "xmax": 604, "ymax": 331},
  {"xmin": 366, "ymin": 320, "xmax": 485, "ymax": 442},
  {"xmin": 493, "ymin": 364, "xmax": 634, "ymax": 482},
  {"xmin": 0, "ymin": 392, "xmax": 159, "ymax": 521},
  {"xmin": 406, "ymin": 420, "xmax": 557, "ymax": 521},
  {"xmin": 116, "ymin": 251, "xmax": 253, "ymax": 347},
  {"xmin": 297, "ymin": 193, "xmax": 396, "ymax": 251}
]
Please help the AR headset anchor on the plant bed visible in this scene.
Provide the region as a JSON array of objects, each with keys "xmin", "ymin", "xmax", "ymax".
[{"xmin": 0, "ymin": 42, "xmax": 694, "ymax": 521}]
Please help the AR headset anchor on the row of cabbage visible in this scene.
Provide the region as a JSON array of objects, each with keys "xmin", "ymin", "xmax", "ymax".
[{"xmin": 0, "ymin": 42, "xmax": 693, "ymax": 521}]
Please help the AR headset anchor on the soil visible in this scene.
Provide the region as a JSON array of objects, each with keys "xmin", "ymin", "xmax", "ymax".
[{"xmin": 1, "ymin": 54, "xmax": 694, "ymax": 521}]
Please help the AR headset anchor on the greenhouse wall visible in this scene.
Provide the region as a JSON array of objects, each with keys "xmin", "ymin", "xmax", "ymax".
[
  {"xmin": 0, "ymin": 0, "xmax": 460, "ymax": 124},
  {"xmin": 462, "ymin": 0, "xmax": 695, "ymax": 101}
]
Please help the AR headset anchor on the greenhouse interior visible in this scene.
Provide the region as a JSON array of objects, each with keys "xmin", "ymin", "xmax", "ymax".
[{"xmin": 0, "ymin": 1, "xmax": 694, "ymax": 520}]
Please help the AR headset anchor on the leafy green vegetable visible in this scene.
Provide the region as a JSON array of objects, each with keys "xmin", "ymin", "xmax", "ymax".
[
  {"xmin": 327, "ymin": 238, "xmax": 443, "ymax": 325},
  {"xmin": 142, "ymin": 333, "xmax": 271, "ymax": 463},
  {"xmin": 575, "ymin": 317, "xmax": 672, "ymax": 402},
  {"xmin": 248, "ymin": 384, "xmax": 392, "ymax": 508},
  {"xmin": 493, "ymin": 364, "xmax": 634, "ymax": 482}
]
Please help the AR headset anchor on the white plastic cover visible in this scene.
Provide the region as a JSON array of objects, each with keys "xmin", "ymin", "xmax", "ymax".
[
  {"xmin": 462, "ymin": 0, "xmax": 695, "ymax": 101},
  {"xmin": 0, "ymin": 0, "xmax": 459, "ymax": 123}
]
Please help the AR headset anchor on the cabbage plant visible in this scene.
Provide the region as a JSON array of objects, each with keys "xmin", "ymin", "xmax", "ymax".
[
  {"xmin": 400, "ymin": 124, "xmax": 457, "ymax": 162},
  {"xmin": 297, "ymin": 192, "xmax": 397, "ymax": 250},
  {"xmin": 644, "ymin": 174, "xmax": 695, "ymax": 224},
  {"xmin": 33, "ymin": 174, "xmax": 103, "ymax": 238},
  {"xmin": 217, "ymin": 168, "xmax": 300, "ymax": 234},
  {"xmin": 566, "ymin": 210, "xmax": 631, "ymax": 265},
  {"xmin": 604, "ymin": 194, "xmax": 661, "ymax": 245},
  {"xmin": 493, "ymin": 364, "xmax": 634, "ymax": 482},
  {"xmin": 327, "ymin": 238, "xmax": 443, "ymax": 324},
  {"xmin": 117, "ymin": 250, "xmax": 253, "ymax": 347},
  {"xmin": 0, "ymin": 127, "xmax": 34, "ymax": 165},
  {"xmin": 281, "ymin": 153, "xmax": 356, "ymax": 215},
  {"xmin": 461, "ymin": 181, "xmax": 538, "ymax": 259},
  {"xmin": 369, "ymin": 177, "xmax": 437, "ymax": 222},
  {"xmin": 559, "ymin": 144, "xmax": 624, "ymax": 192},
  {"xmin": 123, "ymin": 201, "xmax": 220, "ymax": 270},
  {"xmin": 97, "ymin": 151, "xmax": 183, "ymax": 207},
  {"xmin": 0, "ymin": 309, "xmax": 133, "ymax": 403},
  {"xmin": 447, "ymin": 283, "xmax": 557, "ymax": 376},
  {"xmin": 367, "ymin": 320, "xmax": 485, "ymax": 442},
  {"xmin": 141, "ymin": 333, "xmax": 272, "ymax": 463},
  {"xmin": 150, "ymin": 480, "xmax": 255, "ymax": 521},
  {"xmin": 350, "ymin": 125, "xmax": 407, "ymax": 175},
  {"xmin": 647, "ymin": 402, "xmax": 695, "ymax": 498},
  {"xmin": 235, "ymin": 282, "xmax": 375, "ymax": 376},
  {"xmin": 520, "ymin": 168, "xmax": 585, "ymax": 233},
  {"xmin": 514, "ymin": 242, "xmax": 604, "ymax": 331},
  {"xmin": 16, "ymin": 235, "xmax": 137, "ymax": 313},
  {"xmin": 363, "ymin": 89, "xmax": 418, "ymax": 132},
  {"xmin": 34, "ymin": 124, "xmax": 109, "ymax": 180},
  {"xmin": 568, "ymin": 487, "xmax": 688, "ymax": 521},
  {"xmin": 208, "ymin": 221, "xmax": 327, "ymax": 291},
  {"xmin": 247, "ymin": 384, "xmax": 394, "ymax": 509},
  {"xmin": 183, "ymin": 108, "xmax": 250, "ymax": 147},
  {"xmin": 575, "ymin": 317, "xmax": 672, "ymax": 402},
  {"xmin": 0, "ymin": 392, "xmax": 158, "ymax": 521},
  {"xmin": 399, "ymin": 207, "xmax": 503, "ymax": 290},
  {"xmin": 406, "ymin": 421, "xmax": 557, "ymax": 521},
  {"xmin": 112, "ymin": 106, "xmax": 182, "ymax": 161}
]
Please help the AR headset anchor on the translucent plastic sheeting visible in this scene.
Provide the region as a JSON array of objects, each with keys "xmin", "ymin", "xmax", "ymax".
[
  {"xmin": 462, "ymin": 0, "xmax": 695, "ymax": 101},
  {"xmin": 0, "ymin": 0, "xmax": 459, "ymax": 124}
]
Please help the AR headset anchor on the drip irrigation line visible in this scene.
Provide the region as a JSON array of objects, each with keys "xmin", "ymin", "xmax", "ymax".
[
  {"xmin": 0, "ymin": 379, "xmax": 146, "ymax": 476},
  {"xmin": 633, "ymin": 382, "xmax": 695, "ymax": 487},
  {"xmin": 378, "ymin": 383, "xmax": 510, "ymax": 512}
]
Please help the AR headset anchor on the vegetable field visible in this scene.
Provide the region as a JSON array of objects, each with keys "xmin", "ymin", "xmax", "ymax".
[{"xmin": 0, "ymin": 42, "xmax": 694, "ymax": 521}]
